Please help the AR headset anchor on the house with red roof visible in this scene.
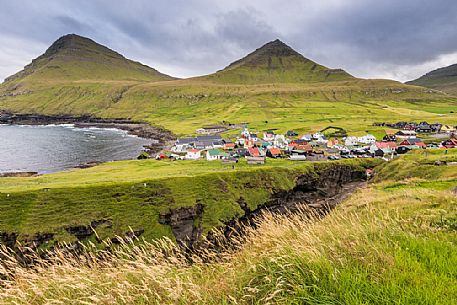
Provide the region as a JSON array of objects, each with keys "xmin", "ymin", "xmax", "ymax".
[
  {"xmin": 399, "ymin": 139, "xmax": 426, "ymax": 148},
  {"xmin": 369, "ymin": 141, "xmax": 397, "ymax": 154},
  {"xmin": 267, "ymin": 147, "xmax": 281, "ymax": 158},
  {"xmin": 185, "ymin": 149, "xmax": 201, "ymax": 160},
  {"xmin": 248, "ymin": 147, "xmax": 261, "ymax": 157},
  {"xmin": 441, "ymin": 138, "xmax": 457, "ymax": 148}
]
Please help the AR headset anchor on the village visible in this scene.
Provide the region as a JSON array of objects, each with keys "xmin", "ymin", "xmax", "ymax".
[{"xmin": 153, "ymin": 121, "xmax": 457, "ymax": 164}]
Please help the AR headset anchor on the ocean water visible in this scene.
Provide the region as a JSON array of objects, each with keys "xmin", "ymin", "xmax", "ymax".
[{"xmin": 0, "ymin": 124, "xmax": 150, "ymax": 174}]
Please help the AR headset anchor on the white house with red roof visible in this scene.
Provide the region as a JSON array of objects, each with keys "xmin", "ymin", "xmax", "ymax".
[{"xmin": 185, "ymin": 149, "xmax": 201, "ymax": 160}]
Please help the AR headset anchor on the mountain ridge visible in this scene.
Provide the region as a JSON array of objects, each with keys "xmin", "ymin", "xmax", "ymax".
[
  {"xmin": 406, "ymin": 63, "xmax": 457, "ymax": 95},
  {"xmin": 3, "ymin": 34, "xmax": 175, "ymax": 84},
  {"xmin": 201, "ymin": 39, "xmax": 354, "ymax": 84}
]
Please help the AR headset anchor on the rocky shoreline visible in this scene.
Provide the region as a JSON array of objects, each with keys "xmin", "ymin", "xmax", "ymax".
[
  {"xmin": 0, "ymin": 111, "xmax": 175, "ymax": 141},
  {"xmin": 0, "ymin": 110, "xmax": 176, "ymax": 159}
]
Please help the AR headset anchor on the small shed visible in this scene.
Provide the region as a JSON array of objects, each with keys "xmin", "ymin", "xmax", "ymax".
[{"xmin": 246, "ymin": 156, "xmax": 266, "ymax": 164}]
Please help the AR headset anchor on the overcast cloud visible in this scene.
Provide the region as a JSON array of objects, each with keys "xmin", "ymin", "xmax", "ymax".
[{"xmin": 1, "ymin": 0, "xmax": 457, "ymax": 82}]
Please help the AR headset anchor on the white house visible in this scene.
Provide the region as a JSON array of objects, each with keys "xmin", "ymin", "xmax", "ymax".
[
  {"xmin": 206, "ymin": 149, "xmax": 227, "ymax": 161},
  {"xmin": 273, "ymin": 135, "xmax": 288, "ymax": 149},
  {"xmin": 301, "ymin": 134, "xmax": 313, "ymax": 141},
  {"xmin": 185, "ymin": 149, "xmax": 201, "ymax": 160},
  {"xmin": 263, "ymin": 131, "xmax": 275, "ymax": 142},
  {"xmin": 173, "ymin": 137, "xmax": 195, "ymax": 152},
  {"xmin": 344, "ymin": 136, "xmax": 359, "ymax": 146},
  {"xmin": 395, "ymin": 130, "xmax": 417, "ymax": 139},
  {"xmin": 312, "ymin": 132, "xmax": 328, "ymax": 144},
  {"xmin": 358, "ymin": 134, "xmax": 376, "ymax": 144},
  {"xmin": 312, "ymin": 132, "xmax": 324, "ymax": 140}
]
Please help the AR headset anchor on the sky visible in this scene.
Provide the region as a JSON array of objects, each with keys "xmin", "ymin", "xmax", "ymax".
[{"xmin": 1, "ymin": 0, "xmax": 457, "ymax": 82}]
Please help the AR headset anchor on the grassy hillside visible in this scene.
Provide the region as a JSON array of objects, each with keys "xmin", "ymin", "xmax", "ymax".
[
  {"xmin": 407, "ymin": 63, "xmax": 457, "ymax": 95},
  {"xmin": 1, "ymin": 150, "xmax": 456, "ymax": 304},
  {"xmin": 1, "ymin": 36, "xmax": 456, "ymax": 136},
  {"xmin": 0, "ymin": 158, "xmax": 374, "ymax": 245},
  {"xmin": 1, "ymin": 77, "xmax": 455, "ymax": 136},
  {"xmin": 1, "ymin": 34, "xmax": 174, "ymax": 87},
  {"xmin": 199, "ymin": 39, "xmax": 353, "ymax": 84}
]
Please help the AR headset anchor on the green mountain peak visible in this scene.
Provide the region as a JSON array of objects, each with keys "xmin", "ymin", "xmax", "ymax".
[
  {"xmin": 203, "ymin": 39, "xmax": 354, "ymax": 84},
  {"xmin": 3, "ymin": 34, "xmax": 175, "ymax": 84}
]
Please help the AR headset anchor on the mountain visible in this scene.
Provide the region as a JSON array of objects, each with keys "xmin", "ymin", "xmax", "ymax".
[
  {"xmin": 201, "ymin": 39, "xmax": 354, "ymax": 84},
  {"xmin": 0, "ymin": 36, "xmax": 453, "ymax": 135},
  {"xmin": 406, "ymin": 64, "xmax": 457, "ymax": 95},
  {"xmin": 2, "ymin": 34, "xmax": 175, "ymax": 84}
]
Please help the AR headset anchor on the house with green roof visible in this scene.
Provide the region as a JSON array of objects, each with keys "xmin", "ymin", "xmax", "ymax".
[{"xmin": 206, "ymin": 149, "xmax": 228, "ymax": 161}]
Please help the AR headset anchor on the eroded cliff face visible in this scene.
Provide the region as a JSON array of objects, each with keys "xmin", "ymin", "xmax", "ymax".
[
  {"xmin": 159, "ymin": 164, "xmax": 366, "ymax": 249},
  {"xmin": 0, "ymin": 163, "xmax": 368, "ymax": 256}
]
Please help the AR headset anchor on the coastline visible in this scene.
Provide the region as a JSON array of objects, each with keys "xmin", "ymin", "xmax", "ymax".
[
  {"xmin": 0, "ymin": 111, "xmax": 176, "ymax": 176},
  {"xmin": 0, "ymin": 111, "xmax": 175, "ymax": 141}
]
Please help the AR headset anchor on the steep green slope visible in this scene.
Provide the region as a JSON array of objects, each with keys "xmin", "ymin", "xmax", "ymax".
[
  {"xmin": 407, "ymin": 63, "xmax": 457, "ymax": 95},
  {"xmin": 1, "ymin": 34, "xmax": 174, "ymax": 87},
  {"xmin": 0, "ymin": 158, "xmax": 373, "ymax": 246},
  {"xmin": 200, "ymin": 39, "xmax": 354, "ymax": 84},
  {"xmin": 0, "ymin": 36, "xmax": 456, "ymax": 136}
]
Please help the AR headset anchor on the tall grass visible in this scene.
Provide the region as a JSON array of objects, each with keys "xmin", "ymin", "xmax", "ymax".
[{"xmin": 1, "ymin": 184, "xmax": 456, "ymax": 304}]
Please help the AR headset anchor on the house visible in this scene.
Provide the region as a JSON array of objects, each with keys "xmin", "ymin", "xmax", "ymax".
[
  {"xmin": 294, "ymin": 144, "xmax": 313, "ymax": 153},
  {"xmin": 273, "ymin": 134, "xmax": 288, "ymax": 149},
  {"xmin": 373, "ymin": 149, "xmax": 385, "ymax": 157},
  {"xmin": 403, "ymin": 122, "xmax": 417, "ymax": 131},
  {"xmin": 396, "ymin": 146, "xmax": 410, "ymax": 154},
  {"xmin": 312, "ymin": 132, "xmax": 324, "ymax": 140},
  {"xmin": 326, "ymin": 139, "xmax": 339, "ymax": 148},
  {"xmin": 383, "ymin": 134, "xmax": 396, "ymax": 142},
  {"xmin": 441, "ymin": 125, "xmax": 457, "ymax": 133},
  {"xmin": 243, "ymin": 139, "xmax": 255, "ymax": 148},
  {"xmin": 399, "ymin": 138, "xmax": 426, "ymax": 149},
  {"xmin": 206, "ymin": 149, "xmax": 227, "ymax": 161},
  {"xmin": 250, "ymin": 133, "xmax": 258, "ymax": 141},
  {"xmin": 248, "ymin": 147, "xmax": 261, "ymax": 157},
  {"xmin": 395, "ymin": 130, "xmax": 417, "ymax": 139},
  {"xmin": 173, "ymin": 137, "xmax": 195, "ymax": 152},
  {"xmin": 344, "ymin": 136, "xmax": 358, "ymax": 146},
  {"xmin": 441, "ymin": 138, "xmax": 457, "ymax": 148},
  {"xmin": 358, "ymin": 134, "xmax": 377, "ymax": 144},
  {"xmin": 196, "ymin": 125, "xmax": 227, "ymax": 135},
  {"xmin": 223, "ymin": 140, "xmax": 236, "ymax": 150},
  {"xmin": 236, "ymin": 148, "xmax": 250, "ymax": 157},
  {"xmin": 369, "ymin": 142, "xmax": 397, "ymax": 154},
  {"xmin": 427, "ymin": 143, "xmax": 440, "ymax": 149},
  {"xmin": 430, "ymin": 123, "xmax": 442, "ymax": 133},
  {"xmin": 263, "ymin": 131, "xmax": 275, "ymax": 141},
  {"xmin": 196, "ymin": 135, "xmax": 222, "ymax": 142},
  {"xmin": 222, "ymin": 157, "xmax": 238, "ymax": 164},
  {"xmin": 286, "ymin": 130, "xmax": 298, "ymax": 137},
  {"xmin": 301, "ymin": 134, "xmax": 313, "ymax": 141},
  {"xmin": 185, "ymin": 149, "xmax": 201, "ymax": 160},
  {"xmin": 416, "ymin": 122, "xmax": 432, "ymax": 133},
  {"xmin": 289, "ymin": 150, "xmax": 307, "ymax": 161},
  {"xmin": 212, "ymin": 140, "xmax": 224, "ymax": 149},
  {"xmin": 246, "ymin": 156, "xmax": 266, "ymax": 164},
  {"xmin": 291, "ymin": 139, "xmax": 308, "ymax": 145},
  {"xmin": 194, "ymin": 135, "xmax": 223, "ymax": 150},
  {"xmin": 392, "ymin": 121, "xmax": 407, "ymax": 129},
  {"xmin": 266, "ymin": 147, "xmax": 281, "ymax": 158},
  {"xmin": 195, "ymin": 140, "xmax": 214, "ymax": 150}
]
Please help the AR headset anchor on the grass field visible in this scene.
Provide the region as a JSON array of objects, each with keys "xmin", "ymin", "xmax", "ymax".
[
  {"xmin": 1, "ymin": 78, "xmax": 456, "ymax": 136},
  {"xmin": 1, "ymin": 150, "xmax": 456, "ymax": 304},
  {"xmin": 0, "ymin": 158, "xmax": 374, "ymax": 244}
]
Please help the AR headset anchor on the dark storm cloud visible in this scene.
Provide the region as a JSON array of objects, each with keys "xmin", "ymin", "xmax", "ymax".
[{"xmin": 1, "ymin": 0, "xmax": 457, "ymax": 81}]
